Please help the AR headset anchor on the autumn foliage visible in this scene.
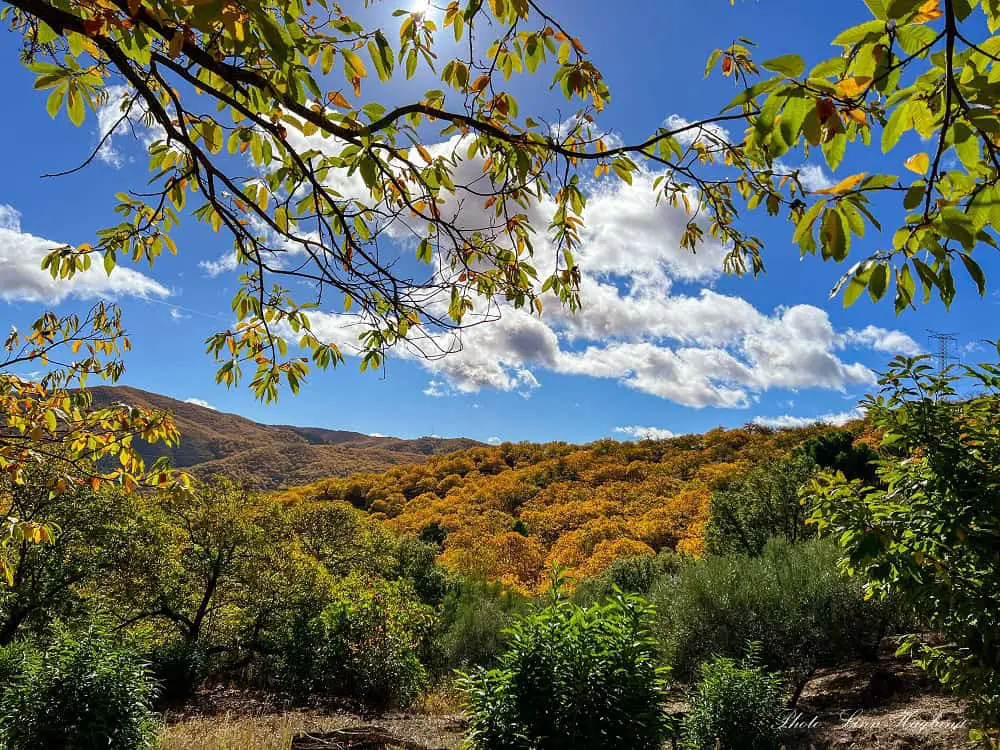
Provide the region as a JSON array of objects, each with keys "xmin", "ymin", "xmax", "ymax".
[{"xmin": 279, "ymin": 423, "xmax": 840, "ymax": 592}]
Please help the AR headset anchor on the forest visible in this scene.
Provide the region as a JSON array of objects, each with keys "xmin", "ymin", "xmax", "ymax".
[
  {"xmin": 1, "ymin": 355, "xmax": 998, "ymax": 749},
  {"xmin": 277, "ymin": 421, "xmax": 854, "ymax": 591}
]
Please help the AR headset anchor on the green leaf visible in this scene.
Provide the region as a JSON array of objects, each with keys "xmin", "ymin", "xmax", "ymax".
[
  {"xmin": 959, "ymin": 253, "xmax": 987, "ymax": 295},
  {"xmin": 868, "ymin": 262, "xmax": 889, "ymax": 302},
  {"xmin": 66, "ymin": 86, "xmax": 85, "ymax": 127},
  {"xmin": 704, "ymin": 49, "xmax": 722, "ymax": 78},
  {"xmin": 886, "ymin": 0, "xmax": 923, "ymax": 19},
  {"xmin": 762, "ymin": 54, "xmax": 805, "ymax": 78},
  {"xmin": 793, "ymin": 200, "xmax": 827, "ymax": 245},
  {"xmin": 45, "ymin": 84, "xmax": 66, "ymax": 119}
]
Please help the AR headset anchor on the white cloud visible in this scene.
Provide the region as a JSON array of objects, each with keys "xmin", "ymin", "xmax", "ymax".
[
  {"xmin": 0, "ymin": 204, "xmax": 170, "ymax": 303},
  {"xmin": 614, "ymin": 425, "xmax": 675, "ymax": 440},
  {"xmin": 169, "ymin": 307, "xmax": 189, "ymax": 321},
  {"xmin": 254, "ymin": 124, "xmax": 912, "ymax": 410},
  {"xmin": 95, "ymin": 85, "xmax": 167, "ymax": 167},
  {"xmin": 486, "ymin": 436, "xmax": 502, "ymax": 445},
  {"xmin": 0, "ymin": 205, "xmax": 20, "ymax": 232},
  {"xmin": 842, "ymin": 325, "xmax": 922, "ymax": 356},
  {"xmin": 368, "ymin": 432, "xmax": 386, "ymax": 437},
  {"xmin": 752, "ymin": 409, "xmax": 863, "ymax": 429},
  {"xmin": 199, "ymin": 253, "xmax": 239, "ymax": 278},
  {"xmin": 183, "ymin": 398, "xmax": 217, "ymax": 410}
]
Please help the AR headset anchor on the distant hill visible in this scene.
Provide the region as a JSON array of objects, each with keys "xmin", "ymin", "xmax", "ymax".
[
  {"xmin": 88, "ymin": 386, "xmax": 480, "ymax": 489},
  {"xmin": 278, "ymin": 421, "xmax": 868, "ymax": 592}
]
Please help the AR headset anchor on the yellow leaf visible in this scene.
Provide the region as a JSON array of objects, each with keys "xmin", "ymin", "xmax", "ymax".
[
  {"xmin": 834, "ymin": 76, "xmax": 870, "ymax": 98},
  {"xmin": 914, "ymin": 0, "xmax": 943, "ymax": 22},
  {"xmin": 416, "ymin": 143, "xmax": 433, "ymax": 164},
  {"xmin": 905, "ymin": 152, "xmax": 930, "ymax": 175},
  {"xmin": 845, "ymin": 108, "xmax": 867, "ymax": 126},
  {"xmin": 343, "ymin": 49, "xmax": 368, "ymax": 79},
  {"xmin": 327, "ymin": 90, "xmax": 351, "ymax": 109},
  {"xmin": 814, "ymin": 172, "xmax": 867, "ymax": 195}
]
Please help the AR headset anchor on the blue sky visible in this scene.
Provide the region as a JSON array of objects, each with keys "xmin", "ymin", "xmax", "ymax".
[{"xmin": 1, "ymin": 0, "xmax": 997, "ymax": 445}]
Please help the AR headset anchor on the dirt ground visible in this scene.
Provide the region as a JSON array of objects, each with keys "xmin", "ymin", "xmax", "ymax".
[
  {"xmin": 159, "ymin": 657, "xmax": 973, "ymax": 750},
  {"xmin": 781, "ymin": 659, "xmax": 970, "ymax": 749}
]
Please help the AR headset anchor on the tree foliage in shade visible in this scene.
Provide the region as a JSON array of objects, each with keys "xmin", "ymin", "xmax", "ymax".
[
  {"xmin": 806, "ymin": 349, "xmax": 1000, "ymax": 740},
  {"xmin": 705, "ymin": 453, "xmax": 817, "ymax": 556},
  {"xmin": 801, "ymin": 430, "xmax": 877, "ymax": 484}
]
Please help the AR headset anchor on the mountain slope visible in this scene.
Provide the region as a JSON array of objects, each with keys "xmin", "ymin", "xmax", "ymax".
[
  {"xmin": 278, "ymin": 422, "xmax": 867, "ymax": 591},
  {"xmin": 89, "ymin": 386, "xmax": 480, "ymax": 489}
]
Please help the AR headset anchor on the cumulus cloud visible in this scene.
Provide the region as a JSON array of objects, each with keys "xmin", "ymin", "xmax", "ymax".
[
  {"xmin": 183, "ymin": 398, "xmax": 217, "ymax": 410},
  {"xmin": 752, "ymin": 409, "xmax": 863, "ymax": 429},
  {"xmin": 486, "ymin": 436, "xmax": 503, "ymax": 445},
  {"xmin": 0, "ymin": 204, "xmax": 170, "ymax": 303},
  {"xmin": 842, "ymin": 326, "xmax": 922, "ymax": 356},
  {"xmin": 253, "ymin": 122, "xmax": 912, "ymax": 410},
  {"xmin": 614, "ymin": 425, "xmax": 675, "ymax": 440}
]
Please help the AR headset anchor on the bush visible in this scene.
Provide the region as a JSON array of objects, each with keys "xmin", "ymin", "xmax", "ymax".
[
  {"xmin": 682, "ymin": 650, "xmax": 784, "ymax": 750},
  {"xmin": 395, "ymin": 536, "xmax": 449, "ymax": 607},
  {"xmin": 654, "ymin": 538, "xmax": 893, "ymax": 684},
  {"xmin": 573, "ymin": 550, "xmax": 681, "ymax": 606},
  {"xmin": 147, "ymin": 638, "xmax": 207, "ymax": 706},
  {"xmin": 271, "ymin": 576, "xmax": 431, "ymax": 707},
  {"xmin": 806, "ymin": 354, "xmax": 1000, "ymax": 733},
  {"xmin": 0, "ymin": 622, "xmax": 158, "ymax": 750},
  {"xmin": 434, "ymin": 579, "xmax": 524, "ymax": 672},
  {"xmin": 704, "ymin": 454, "xmax": 816, "ymax": 556},
  {"xmin": 460, "ymin": 583, "xmax": 670, "ymax": 750}
]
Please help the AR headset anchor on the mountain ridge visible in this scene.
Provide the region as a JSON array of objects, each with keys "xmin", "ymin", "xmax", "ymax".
[{"xmin": 88, "ymin": 385, "xmax": 481, "ymax": 489}]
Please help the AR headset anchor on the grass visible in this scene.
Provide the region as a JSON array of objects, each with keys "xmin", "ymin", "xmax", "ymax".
[
  {"xmin": 156, "ymin": 709, "xmax": 466, "ymax": 750},
  {"xmin": 156, "ymin": 713, "xmax": 347, "ymax": 750}
]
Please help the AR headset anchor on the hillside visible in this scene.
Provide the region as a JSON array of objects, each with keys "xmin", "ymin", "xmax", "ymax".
[
  {"xmin": 89, "ymin": 386, "xmax": 481, "ymax": 489},
  {"xmin": 278, "ymin": 421, "xmax": 867, "ymax": 591}
]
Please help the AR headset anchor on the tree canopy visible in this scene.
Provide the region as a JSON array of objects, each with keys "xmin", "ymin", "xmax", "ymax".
[{"xmin": 5, "ymin": 0, "xmax": 1000, "ymax": 398}]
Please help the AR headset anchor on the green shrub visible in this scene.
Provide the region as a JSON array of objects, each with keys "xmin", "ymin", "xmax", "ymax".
[
  {"xmin": 682, "ymin": 650, "xmax": 784, "ymax": 750},
  {"xmin": 806, "ymin": 354, "xmax": 1000, "ymax": 733},
  {"xmin": 147, "ymin": 638, "xmax": 207, "ymax": 706},
  {"xmin": 434, "ymin": 579, "xmax": 524, "ymax": 671},
  {"xmin": 704, "ymin": 454, "xmax": 816, "ymax": 556},
  {"xmin": 395, "ymin": 536, "xmax": 449, "ymax": 607},
  {"xmin": 573, "ymin": 550, "xmax": 681, "ymax": 606},
  {"xmin": 460, "ymin": 583, "xmax": 670, "ymax": 750},
  {"xmin": 271, "ymin": 575, "xmax": 431, "ymax": 707},
  {"xmin": 800, "ymin": 429, "xmax": 877, "ymax": 483},
  {"xmin": 654, "ymin": 538, "xmax": 893, "ymax": 683},
  {"xmin": 0, "ymin": 622, "xmax": 158, "ymax": 750}
]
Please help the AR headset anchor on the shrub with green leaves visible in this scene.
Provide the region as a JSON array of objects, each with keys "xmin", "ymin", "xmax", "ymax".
[
  {"xmin": 682, "ymin": 650, "xmax": 784, "ymax": 750},
  {"xmin": 704, "ymin": 454, "xmax": 817, "ymax": 557},
  {"xmin": 654, "ymin": 538, "xmax": 893, "ymax": 685},
  {"xmin": 573, "ymin": 550, "xmax": 681, "ymax": 606},
  {"xmin": 0, "ymin": 622, "xmax": 158, "ymax": 750},
  {"xmin": 806, "ymin": 353, "xmax": 1000, "ymax": 736},
  {"xmin": 434, "ymin": 578, "xmax": 524, "ymax": 672},
  {"xmin": 460, "ymin": 582, "xmax": 670, "ymax": 750},
  {"xmin": 271, "ymin": 575, "xmax": 431, "ymax": 707}
]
